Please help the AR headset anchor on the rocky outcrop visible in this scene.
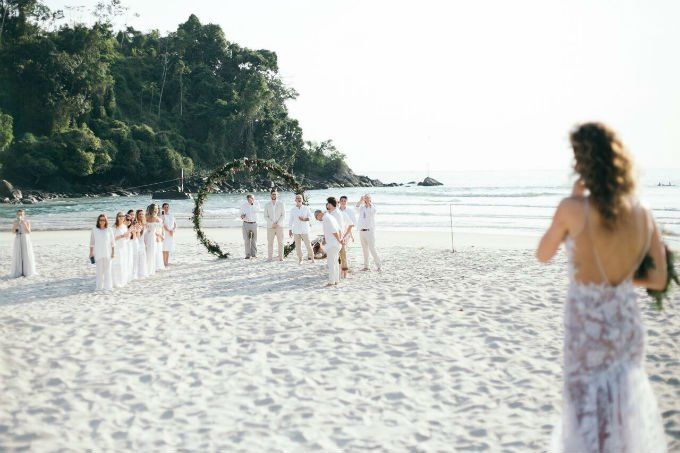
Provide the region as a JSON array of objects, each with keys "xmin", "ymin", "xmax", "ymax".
[
  {"xmin": 0, "ymin": 180, "xmax": 22, "ymax": 202},
  {"xmin": 417, "ymin": 177, "xmax": 443, "ymax": 186}
]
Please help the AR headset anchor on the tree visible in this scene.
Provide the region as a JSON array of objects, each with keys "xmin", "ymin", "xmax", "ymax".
[{"xmin": 0, "ymin": 109, "xmax": 12, "ymax": 151}]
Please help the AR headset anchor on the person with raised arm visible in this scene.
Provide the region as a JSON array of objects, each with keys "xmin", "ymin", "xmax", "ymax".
[
  {"xmin": 161, "ymin": 202, "xmax": 177, "ymax": 267},
  {"xmin": 537, "ymin": 123, "xmax": 667, "ymax": 452}
]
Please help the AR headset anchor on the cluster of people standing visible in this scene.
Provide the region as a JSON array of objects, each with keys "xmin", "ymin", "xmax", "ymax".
[
  {"xmin": 241, "ymin": 190, "xmax": 381, "ymax": 286},
  {"xmin": 89, "ymin": 203, "xmax": 176, "ymax": 291}
]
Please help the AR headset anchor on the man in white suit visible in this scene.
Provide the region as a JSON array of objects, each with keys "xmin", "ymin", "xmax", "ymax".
[{"xmin": 264, "ymin": 189, "xmax": 286, "ymax": 261}]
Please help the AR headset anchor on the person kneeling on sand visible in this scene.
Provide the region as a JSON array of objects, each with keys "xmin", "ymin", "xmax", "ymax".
[{"xmin": 314, "ymin": 209, "xmax": 342, "ymax": 286}]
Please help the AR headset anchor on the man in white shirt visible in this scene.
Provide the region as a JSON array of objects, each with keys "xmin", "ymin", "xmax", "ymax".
[
  {"xmin": 263, "ymin": 189, "xmax": 286, "ymax": 261},
  {"xmin": 288, "ymin": 193, "xmax": 314, "ymax": 263},
  {"xmin": 314, "ymin": 209, "xmax": 342, "ymax": 286},
  {"xmin": 161, "ymin": 203, "xmax": 177, "ymax": 267},
  {"xmin": 356, "ymin": 194, "xmax": 381, "ymax": 271},
  {"xmin": 338, "ymin": 195, "xmax": 355, "ymax": 277},
  {"xmin": 240, "ymin": 194, "xmax": 260, "ymax": 259}
]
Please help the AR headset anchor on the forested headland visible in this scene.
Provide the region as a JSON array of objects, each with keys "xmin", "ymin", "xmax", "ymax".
[{"xmin": 0, "ymin": 0, "xmax": 380, "ymax": 197}]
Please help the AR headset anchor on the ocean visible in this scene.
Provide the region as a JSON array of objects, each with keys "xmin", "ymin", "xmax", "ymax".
[{"xmin": 1, "ymin": 169, "xmax": 678, "ymax": 241}]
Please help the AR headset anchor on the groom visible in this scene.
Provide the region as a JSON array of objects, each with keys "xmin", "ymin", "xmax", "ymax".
[{"xmin": 264, "ymin": 189, "xmax": 285, "ymax": 261}]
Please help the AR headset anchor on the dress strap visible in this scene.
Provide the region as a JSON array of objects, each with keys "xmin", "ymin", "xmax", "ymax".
[{"xmin": 587, "ymin": 198, "xmax": 611, "ymax": 285}]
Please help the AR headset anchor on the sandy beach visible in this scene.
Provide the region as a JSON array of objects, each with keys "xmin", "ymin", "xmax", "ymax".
[{"xmin": 0, "ymin": 229, "xmax": 678, "ymax": 451}]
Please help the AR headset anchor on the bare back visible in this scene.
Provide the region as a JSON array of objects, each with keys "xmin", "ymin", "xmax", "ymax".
[{"xmin": 568, "ymin": 197, "xmax": 651, "ymax": 286}]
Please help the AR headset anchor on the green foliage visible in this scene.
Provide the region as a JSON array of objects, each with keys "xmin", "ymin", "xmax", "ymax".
[
  {"xmin": 0, "ymin": 110, "xmax": 13, "ymax": 151},
  {"xmin": 0, "ymin": 5, "xmax": 349, "ymax": 192}
]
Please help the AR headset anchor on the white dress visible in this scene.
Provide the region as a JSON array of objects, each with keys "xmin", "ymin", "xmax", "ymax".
[
  {"xmin": 154, "ymin": 220, "xmax": 165, "ymax": 271},
  {"xmin": 10, "ymin": 221, "xmax": 37, "ymax": 278},
  {"xmin": 162, "ymin": 213, "xmax": 176, "ymax": 254},
  {"xmin": 553, "ymin": 206, "xmax": 667, "ymax": 452},
  {"xmin": 111, "ymin": 225, "xmax": 129, "ymax": 288},
  {"xmin": 144, "ymin": 222, "xmax": 158, "ymax": 275},
  {"xmin": 127, "ymin": 228, "xmax": 136, "ymax": 281},
  {"xmin": 136, "ymin": 229, "xmax": 148, "ymax": 279},
  {"xmin": 90, "ymin": 227, "xmax": 114, "ymax": 291}
]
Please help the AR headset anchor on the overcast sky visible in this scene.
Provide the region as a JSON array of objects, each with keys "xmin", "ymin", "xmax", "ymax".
[{"xmin": 46, "ymin": 0, "xmax": 680, "ymax": 173}]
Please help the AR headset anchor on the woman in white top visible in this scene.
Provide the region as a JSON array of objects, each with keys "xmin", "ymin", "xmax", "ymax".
[
  {"xmin": 135, "ymin": 209, "xmax": 148, "ymax": 279},
  {"xmin": 537, "ymin": 123, "xmax": 667, "ymax": 452},
  {"xmin": 111, "ymin": 212, "xmax": 130, "ymax": 288},
  {"xmin": 314, "ymin": 209, "xmax": 342, "ymax": 286},
  {"xmin": 10, "ymin": 209, "xmax": 37, "ymax": 278},
  {"xmin": 89, "ymin": 214, "xmax": 115, "ymax": 291},
  {"xmin": 145, "ymin": 204, "xmax": 164, "ymax": 275},
  {"xmin": 125, "ymin": 210, "xmax": 137, "ymax": 281}
]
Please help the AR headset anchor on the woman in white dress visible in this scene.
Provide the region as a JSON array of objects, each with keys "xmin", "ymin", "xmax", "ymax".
[
  {"xmin": 537, "ymin": 123, "xmax": 668, "ymax": 453},
  {"xmin": 125, "ymin": 210, "xmax": 137, "ymax": 281},
  {"xmin": 154, "ymin": 204, "xmax": 165, "ymax": 271},
  {"xmin": 10, "ymin": 209, "xmax": 37, "ymax": 278},
  {"xmin": 144, "ymin": 204, "xmax": 163, "ymax": 275},
  {"xmin": 89, "ymin": 214, "xmax": 115, "ymax": 291},
  {"xmin": 135, "ymin": 209, "xmax": 148, "ymax": 279},
  {"xmin": 111, "ymin": 212, "xmax": 130, "ymax": 288}
]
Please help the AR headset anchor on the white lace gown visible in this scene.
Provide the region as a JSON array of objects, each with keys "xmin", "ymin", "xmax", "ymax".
[
  {"xmin": 136, "ymin": 233, "xmax": 148, "ymax": 279},
  {"xmin": 552, "ymin": 238, "xmax": 667, "ymax": 452},
  {"xmin": 144, "ymin": 222, "xmax": 158, "ymax": 276},
  {"xmin": 10, "ymin": 221, "xmax": 37, "ymax": 278},
  {"xmin": 111, "ymin": 225, "xmax": 129, "ymax": 288}
]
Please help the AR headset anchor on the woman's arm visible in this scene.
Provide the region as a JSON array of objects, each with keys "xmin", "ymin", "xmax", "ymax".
[
  {"xmin": 633, "ymin": 219, "xmax": 668, "ymax": 291},
  {"xmin": 536, "ymin": 199, "xmax": 571, "ymax": 263},
  {"xmin": 23, "ymin": 220, "xmax": 31, "ymax": 234}
]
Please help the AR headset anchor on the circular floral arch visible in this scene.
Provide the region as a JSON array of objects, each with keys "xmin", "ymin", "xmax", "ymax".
[{"xmin": 192, "ymin": 158, "xmax": 307, "ymax": 259}]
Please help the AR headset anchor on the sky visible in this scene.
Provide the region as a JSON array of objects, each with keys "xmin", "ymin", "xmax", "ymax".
[{"xmin": 45, "ymin": 0, "xmax": 680, "ymax": 174}]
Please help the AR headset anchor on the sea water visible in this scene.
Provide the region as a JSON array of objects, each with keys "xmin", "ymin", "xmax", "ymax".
[{"xmin": 1, "ymin": 169, "xmax": 678, "ymax": 241}]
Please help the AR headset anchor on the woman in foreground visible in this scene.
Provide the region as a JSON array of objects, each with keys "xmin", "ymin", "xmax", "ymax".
[
  {"xmin": 10, "ymin": 208, "xmax": 37, "ymax": 278},
  {"xmin": 537, "ymin": 123, "xmax": 667, "ymax": 452}
]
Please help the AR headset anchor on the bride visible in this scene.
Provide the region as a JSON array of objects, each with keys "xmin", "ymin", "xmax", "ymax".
[
  {"xmin": 537, "ymin": 123, "xmax": 667, "ymax": 452},
  {"xmin": 10, "ymin": 208, "xmax": 37, "ymax": 278}
]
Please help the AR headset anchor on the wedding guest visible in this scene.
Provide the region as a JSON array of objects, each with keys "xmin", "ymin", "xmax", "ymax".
[
  {"xmin": 327, "ymin": 197, "xmax": 350, "ymax": 278},
  {"xmin": 125, "ymin": 210, "xmax": 136, "ymax": 281},
  {"xmin": 315, "ymin": 209, "xmax": 342, "ymax": 286},
  {"xmin": 537, "ymin": 123, "xmax": 667, "ymax": 452},
  {"xmin": 356, "ymin": 194, "xmax": 381, "ymax": 271},
  {"xmin": 288, "ymin": 193, "xmax": 314, "ymax": 264},
  {"xmin": 10, "ymin": 209, "xmax": 37, "ymax": 278},
  {"xmin": 338, "ymin": 196, "xmax": 355, "ymax": 277},
  {"xmin": 153, "ymin": 204, "xmax": 165, "ymax": 271},
  {"xmin": 240, "ymin": 194, "xmax": 260, "ymax": 259},
  {"xmin": 89, "ymin": 214, "xmax": 115, "ymax": 291},
  {"xmin": 145, "ymin": 204, "xmax": 163, "ymax": 275},
  {"xmin": 111, "ymin": 212, "xmax": 130, "ymax": 288},
  {"xmin": 135, "ymin": 209, "xmax": 148, "ymax": 279},
  {"xmin": 264, "ymin": 189, "xmax": 285, "ymax": 262},
  {"xmin": 161, "ymin": 202, "xmax": 176, "ymax": 267}
]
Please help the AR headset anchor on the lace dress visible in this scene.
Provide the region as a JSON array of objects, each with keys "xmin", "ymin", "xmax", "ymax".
[{"xmin": 553, "ymin": 203, "xmax": 667, "ymax": 452}]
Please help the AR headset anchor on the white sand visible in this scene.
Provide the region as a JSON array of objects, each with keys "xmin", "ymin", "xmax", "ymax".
[{"xmin": 0, "ymin": 229, "xmax": 678, "ymax": 451}]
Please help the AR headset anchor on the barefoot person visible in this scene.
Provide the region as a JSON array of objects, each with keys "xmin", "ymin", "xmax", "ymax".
[
  {"xmin": 315, "ymin": 209, "xmax": 342, "ymax": 286},
  {"xmin": 161, "ymin": 203, "xmax": 176, "ymax": 267},
  {"xmin": 338, "ymin": 195, "xmax": 355, "ymax": 278},
  {"xmin": 10, "ymin": 209, "xmax": 37, "ymax": 278},
  {"xmin": 537, "ymin": 123, "xmax": 667, "ymax": 452},
  {"xmin": 264, "ymin": 189, "xmax": 285, "ymax": 262},
  {"xmin": 288, "ymin": 193, "xmax": 314, "ymax": 264},
  {"xmin": 327, "ymin": 197, "xmax": 351, "ymax": 278},
  {"xmin": 111, "ymin": 212, "xmax": 130, "ymax": 288},
  {"xmin": 240, "ymin": 194, "xmax": 260, "ymax": 259},
  {"xmin": 89, "ymin": 214, "xmax": 115, "ymax": 291},
  {"xmin": 356, "ymin": 194, "xmax": 381, "ymax": 271}
]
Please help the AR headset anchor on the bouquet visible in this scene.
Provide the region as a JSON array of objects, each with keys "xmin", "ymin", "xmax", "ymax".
[{"xmin": 634, "ymin": 244, "xmax": 679, "ymax": 310}]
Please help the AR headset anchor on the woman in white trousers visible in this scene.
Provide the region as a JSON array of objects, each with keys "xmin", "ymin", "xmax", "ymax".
[{"xmin": 90, "ymin": 214, "xmax": 115, "ymax": 291}]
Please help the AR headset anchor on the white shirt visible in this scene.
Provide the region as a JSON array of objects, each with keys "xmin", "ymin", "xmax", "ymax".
[
  {"xmin": 321, "ymin": 213, "xmax": 341, "ymax": 249},
  {"xmin": 240, "ymin": 200, "xmax": 261, "ymax": 223},
  {"xmin": 162, "ymin": 213, "xmax": 176, "ymax": 232},
  {"xmin": 339, "ymin": 206, "xmax": 356, "ymax": 229},
  {"xmin": 288, "ymin": 205, "xmax": 312, "ymax": 235},
  {"xmin": 90, "ymin": 227, "xmax": 115, "ymax": 260},
  {"xmin": 329, "ymin": 209, "xmax": 346, "ymax": 236},
  {"xmin": 357, "ymin": 204, "xmax": 377, "ymax": 230}
]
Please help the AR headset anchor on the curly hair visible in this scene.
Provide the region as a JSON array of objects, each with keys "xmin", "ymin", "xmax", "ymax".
[{"xmin": 570, "ymin": 122, "xmax": 636, "ymax": 229}]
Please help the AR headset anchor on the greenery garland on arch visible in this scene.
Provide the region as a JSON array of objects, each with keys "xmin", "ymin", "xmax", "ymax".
[{"xmin": 192, "ymin": 158, "xmax": 308, "ymax": 259}]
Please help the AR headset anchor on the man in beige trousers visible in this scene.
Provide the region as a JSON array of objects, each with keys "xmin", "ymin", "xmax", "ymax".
[
  {"xmin": 288, "ymin": 193, "xmax": 314, "ymax": 263},
  {"xmin": 264, "ymin": 189, "xmax": 286, "ymax": 261}
]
